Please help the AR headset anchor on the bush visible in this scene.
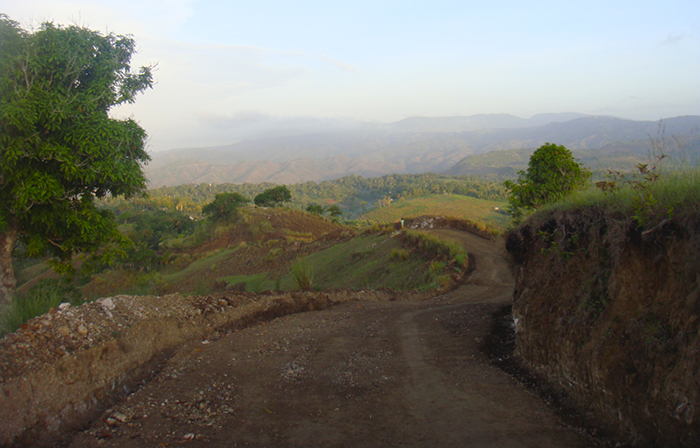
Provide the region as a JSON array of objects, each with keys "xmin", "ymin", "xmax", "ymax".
[
  {"xmin": 254, "ymin": 185, "xmax": 292, "ymax": 207},
  {"xmin": 306, "ymin": 204, "xmax": 324, "ymax": 215},
  {"xmin": 504, "ymin": 143, "xmax": 591, "ymax": 222},
  {"xmin": 202, "ymin": 192, "xmax": 250, "ymax": 222}
]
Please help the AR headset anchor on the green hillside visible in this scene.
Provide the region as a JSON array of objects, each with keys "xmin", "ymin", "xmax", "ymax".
[
  {"xmin": 360, "ymin": 194, "xmax": 508, "ymax": 231},
  {"xmin": 221, "ymin": 234, "xmax": 450, "ymax": 292},
  {"xmin": 5, "ymin": 207, "xmax": 469, "ymax": 335}
]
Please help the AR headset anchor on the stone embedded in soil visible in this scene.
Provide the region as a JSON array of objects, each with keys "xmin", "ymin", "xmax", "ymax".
[
  {"xmin": 98, "ymin": 297, "xmax": 116, "ymax": 311},
  {"xmin": 112, "ymin": 412, "xmax": 129, "ymax": 423}
]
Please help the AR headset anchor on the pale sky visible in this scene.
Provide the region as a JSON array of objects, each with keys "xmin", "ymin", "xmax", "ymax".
[{"xmin": 2, "ymin": 0, "xmax": 699, "ymax": 152}]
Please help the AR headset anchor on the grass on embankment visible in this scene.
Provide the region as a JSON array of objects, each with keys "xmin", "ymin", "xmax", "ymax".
[
  {"xmin": 360, "ymin": 194, "xmax": 508, "ymax": 232},
  {"xmin": 221, "ymin": 233, "xmax": 459, "ymax": 293},
  {"xmin": 530, "ymin": 167, "xmax": 700, "ymax": 229}
]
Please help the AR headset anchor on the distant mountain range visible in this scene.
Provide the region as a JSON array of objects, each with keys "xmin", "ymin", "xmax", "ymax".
[{"xmin": 146, "ymin": 114, "xmax": 700, "ymax": 187}]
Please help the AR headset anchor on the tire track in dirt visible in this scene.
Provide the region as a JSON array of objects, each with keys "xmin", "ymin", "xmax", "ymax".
[{"xmin": 66, "ymin": 230, "xmax": 598, "ymax": 447}]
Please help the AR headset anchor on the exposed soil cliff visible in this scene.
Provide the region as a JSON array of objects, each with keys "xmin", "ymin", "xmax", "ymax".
[{"xmin": 506, "ymin": 208, "xmax": 700, "ymax": 447}]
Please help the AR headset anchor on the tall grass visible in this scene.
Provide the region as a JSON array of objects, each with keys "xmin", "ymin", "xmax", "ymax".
[
  {"xmin": 0, "ymin": 279, "xmax": 84, "ymax": 337},
  {"xmin": 291, "ymin": 258, "xmax": 314, "ymax": 290},
  {"xmin": 548, "ymin": 167, "xmax": 700, "ymax": 227}
]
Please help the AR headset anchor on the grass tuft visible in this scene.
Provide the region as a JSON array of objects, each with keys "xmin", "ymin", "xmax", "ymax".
[
  {"xmin": 1, "ymin": 279, "xmax": 84, "ymax": 337},
  {"xmin": 291, "ymin": 258, "xmax": 315, "ymax": 290},
  {"xmin": 391, "ymin": 249, "xmax": 410, "ymax": 261}
]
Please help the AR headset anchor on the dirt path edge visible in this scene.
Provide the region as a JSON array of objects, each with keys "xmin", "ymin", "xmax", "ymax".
[{"xmin": 0, "ymin": 289, "xmax": 437, "ymax": 447}]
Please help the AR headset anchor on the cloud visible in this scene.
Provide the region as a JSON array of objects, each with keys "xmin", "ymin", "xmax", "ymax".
[
  {"xmin": 156, "ymin": 42, "xmax": 309, "ymax": 94},
  {"xmin": 662, "ymin": 32, "xmax": 689, "ymax": 45},
  {"xmin": 316, "ymin": 54, "xmax": 359, "ymax": 72}
]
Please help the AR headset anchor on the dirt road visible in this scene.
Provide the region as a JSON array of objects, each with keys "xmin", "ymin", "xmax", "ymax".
[{"xmin": 67, "ymin": 230, "xmax": 595, "ymax": 447}]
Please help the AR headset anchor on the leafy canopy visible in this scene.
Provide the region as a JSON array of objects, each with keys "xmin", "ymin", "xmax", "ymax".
[
  {"xmin": 503, "ymin": 143, "xmax": 590, "ymax": 222},
  {"xmin": 0, "ymin": 15, "xmax": 153, "ymax": 286},
  {"xmin": 202, "ymin": 192, "xmax": 250, "ymax": 222},
  {"xmin": 254, "ymin": 185, "xmax": 292, "ymax": 207},
  {"xmin": 325, "ymin": 205, "xmax": 343, "ymax": 218}
]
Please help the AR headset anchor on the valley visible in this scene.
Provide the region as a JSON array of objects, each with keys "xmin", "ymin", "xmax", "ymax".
[
  {"xmin": 2, "ymin": 4, "xmax": 698, "ymax": 445},
  {"xmin": 3, "ymin": 113, "xmax": 700, "ymax": 447}
]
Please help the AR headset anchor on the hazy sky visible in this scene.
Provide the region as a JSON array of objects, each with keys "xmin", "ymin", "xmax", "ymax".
[{"xmin": 3, "ymin": 0, "xmax": 699, "ymax": 152}]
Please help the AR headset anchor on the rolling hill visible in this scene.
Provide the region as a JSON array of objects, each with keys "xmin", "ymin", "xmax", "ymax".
[{"xmin": 146, "ymin": 114, "xmax": 700, "ymax": 187}]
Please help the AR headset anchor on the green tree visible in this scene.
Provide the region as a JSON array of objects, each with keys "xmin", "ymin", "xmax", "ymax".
[
  {"xmin": 503, "ymin": 143, "xmax": 590, "ymax": 222},
  {"xmin": 202, "ymin": 192, "xmax": 250, "ymax": 222},
  {"xmin": 305, "ymin": 203, "xmax": 324, "ymax": 215},
  {"xmin": 0, "ymin": 16, "xmax": 154, "ymax": 305},
  {"xmin": 254, "ymin": 185, "xmax": 292, "ymax": 207},
  {"xmin": 325, "ymin": 205, "xmax": 343, "ymax": 220}
]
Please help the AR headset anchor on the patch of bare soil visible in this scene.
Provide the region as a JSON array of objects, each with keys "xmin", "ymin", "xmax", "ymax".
[{"xmin": 60, "ymin": 231, "xmax": 598, "ymax": 448}]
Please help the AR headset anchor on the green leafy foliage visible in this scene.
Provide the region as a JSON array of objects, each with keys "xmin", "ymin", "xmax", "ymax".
[
  {"xmin": 305, "ymin": 203, "xmax": 343, "ymax": 221},
  {"xmin": 202, "ymin": 192, "xmax": 250, "ymax": 222},
  {"xmin": 306, "ymin": 204, "xmax": 325, "ymax": 215},
  {"xmin": 503, "ymin": 143, "xmax": 590, "ymax": 222},
  {"xmin": 0, "ymin": 15, "xmax": 153, "ymax": 303},
  {"xmin": 114, "ymin": 208, "xmax": 196, "ymax": 271},
  {"xmin": 254, "ymin": 185, "xmax": 292, "ymax": 207},
  {"xmin": 325, "ymin": 205, "xmax": 343, "ymax": 218}
]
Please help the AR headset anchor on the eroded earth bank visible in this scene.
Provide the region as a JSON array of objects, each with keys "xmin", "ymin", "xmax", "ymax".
[
  {"xmin": 2, "ymin": 230, "xmax": 599, "ymax": 447},
  {"xmin": 507, "ymin": 210, "xmax": 700, "ymax": 448}
]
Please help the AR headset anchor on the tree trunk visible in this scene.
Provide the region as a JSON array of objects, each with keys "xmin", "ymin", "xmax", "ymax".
[{"xmin": 0, "ymin": 226, "xmax": 18, "ymax": 307}]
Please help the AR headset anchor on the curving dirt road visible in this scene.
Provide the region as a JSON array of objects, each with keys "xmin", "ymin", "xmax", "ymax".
[{"xmin": 67, "ymin": 230, "xmax": 596, "ymax": 447}]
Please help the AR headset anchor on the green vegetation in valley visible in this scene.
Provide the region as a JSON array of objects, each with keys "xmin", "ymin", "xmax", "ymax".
[{"xmin": 101, "ymin": 173, "xmax": 506, "ymax": 220}]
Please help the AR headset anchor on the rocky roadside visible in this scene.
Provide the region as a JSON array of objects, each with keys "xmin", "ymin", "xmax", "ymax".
[{"xmin": 0, "ymin": 289, "xmax": 434, "ymax": 447}]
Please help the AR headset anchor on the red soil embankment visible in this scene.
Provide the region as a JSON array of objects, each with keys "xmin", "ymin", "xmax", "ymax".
[{"xmin": 507, "ymin": 209, "xmax": 700, "ymax": 447}]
